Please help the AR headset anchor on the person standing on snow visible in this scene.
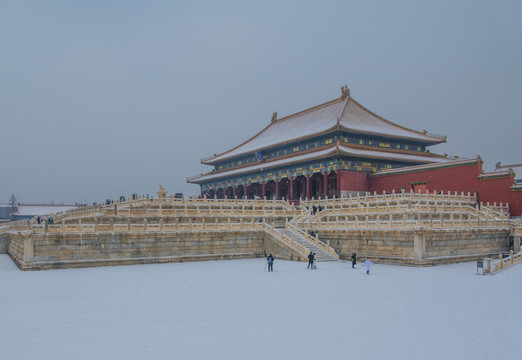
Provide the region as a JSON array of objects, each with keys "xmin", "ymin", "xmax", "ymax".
[
  {"xmin": 267, "ymin": 254, "xmax": 274, "ymax": 272},
  {"xmin": 307, "ymin": 251, "xmax": 315, "ymax": 269},
  {"xmin": 364, "ymin": 257, "xmax": 373, "ymax": 275},
  {"xmin": 351, "ymin": 252, "xmax": 357, "ymax": 269}
]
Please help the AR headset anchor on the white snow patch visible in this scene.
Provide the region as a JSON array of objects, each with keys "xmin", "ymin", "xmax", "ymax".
[{"xmin": 0, "ymin": 255, "xmax": 520, "ymax": 359}]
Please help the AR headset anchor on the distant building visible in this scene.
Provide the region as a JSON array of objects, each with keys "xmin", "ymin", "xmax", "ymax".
[
  {"xmin": 0, "ymin": 203, "xmax": 17, "ymax": 223},
  {"xmin": 0, "ymin": 203, "xmax": 79, "ymax": 222}
]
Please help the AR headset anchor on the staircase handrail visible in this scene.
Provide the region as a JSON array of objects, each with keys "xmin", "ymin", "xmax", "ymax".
[
  {"xmin": 263, "ymin": 223, "xmax": 309, "ymax": 258},
  {"xmin": 286, "ymin": 223, "xmax": 339, "ymax": 258}
]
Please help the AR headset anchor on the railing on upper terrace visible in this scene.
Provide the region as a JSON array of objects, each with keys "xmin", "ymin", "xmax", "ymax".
[
  {"xmin": 50, "ymin": 195, "xmax": 297, "ymax": 222},
  {"xmin": 296, "ymin": 211, "xmax": 511, "ymax": 231},
  {"xmin": 31, "ymin": 217, "xmax": 269, "ymax": 234},
  {"xmin": 301, "ymin": 190, "xmax": 479, "ymax": 207}
]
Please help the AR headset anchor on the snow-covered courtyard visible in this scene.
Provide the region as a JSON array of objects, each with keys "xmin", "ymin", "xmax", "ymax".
[{"xmin": 1, "ymin": 255, "xmax": 520, "ymax": 360}]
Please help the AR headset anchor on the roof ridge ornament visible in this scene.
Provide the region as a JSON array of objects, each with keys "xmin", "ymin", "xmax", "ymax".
[
  {"xmin": 271, "ymin": 112, "xmax": 278, "ymax": 123},
  {"xmin": 341, "ymin": 85, "xmax": 350, "ymax": 98}
]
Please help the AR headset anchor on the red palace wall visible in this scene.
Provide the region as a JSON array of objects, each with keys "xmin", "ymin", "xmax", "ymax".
[
  {"xmin": 478, "ymin": 177, "xmax": 522, "ymax": 217},
  {"xmin": 365, "ymin": 160, "xmax": 522, "ymax": 217},
  {"xmin": 368, "ymin": 162, "xmax": 482, "ymax": 195},
  {"xmin": 339, "ymin": 170, "xmax": 369, "ymax": 192}
]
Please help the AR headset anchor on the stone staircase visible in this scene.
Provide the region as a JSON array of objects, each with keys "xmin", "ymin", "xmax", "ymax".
[{"xmin": 279, "ymin": 228, "xmax": 339, "ymax": 262}]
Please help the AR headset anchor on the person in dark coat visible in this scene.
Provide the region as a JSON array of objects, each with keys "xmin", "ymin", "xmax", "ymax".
[
  {"xmin": 267, "ymin": 254, "xmax": 274, "ymax": 272},
  {"xmin": 36, "ymin": 216, "xmax": 41, "ymax": 224},
  {"xmin": 351, "ymin": 252, "xmax": 357, "ymax": 269},
  {"xmin": 307, "ymin": 251, "xmax": 315, "ymax": 269}
]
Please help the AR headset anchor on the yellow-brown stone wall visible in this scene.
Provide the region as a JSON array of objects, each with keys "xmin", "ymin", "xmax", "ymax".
[
  {"xmin": 317, "ymin": 228, "xmax": 510, "ymax": 263},
  {"xmin": 318, "ymin": 230, "xmax": 415, "ymax": 260},
  {"xmin": 25, "ymin": 230, "xmax": 265, "ymax": 270},
  {"xmin": 7, "ymin": 232, "xmax": 25, "ymax": 265}
]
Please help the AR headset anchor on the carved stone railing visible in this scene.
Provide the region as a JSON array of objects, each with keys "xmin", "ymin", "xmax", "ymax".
[
  {"xmin": 489, "ymin": 250, "xmax": 522, "ymax": 274},
  {"xmin": 263, "ymin": 223, "xmax": 309, "ymax": 258},
  {"xmin": 296, "ymin": 212, "xmax": 511, "ymax": 231},
  {"xmin": 31, "ymin": 217, "xmax": 268, "ymax": 234},
  {"xmin": 286, "ymin": 223, "xmax": 338, "ymax": 258},
  {"xmin": 301, "ymin": 190, "xmax": 478, "ymax": 208}
]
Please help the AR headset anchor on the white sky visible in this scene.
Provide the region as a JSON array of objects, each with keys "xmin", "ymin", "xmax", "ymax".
[{"xmin": 1, "ymin": 0, "xmax": 521, "ymax": 204}]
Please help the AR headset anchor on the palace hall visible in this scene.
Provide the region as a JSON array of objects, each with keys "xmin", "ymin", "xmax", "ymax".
[{"xmin": 188, "ymin": 86, "xmax": 452, "ymax": 200}]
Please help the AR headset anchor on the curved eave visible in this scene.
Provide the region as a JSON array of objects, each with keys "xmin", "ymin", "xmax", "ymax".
[
  {"xmin": 338, "ymin": 124, "xmax": 445, "ymax": 145},
  {"xmin": 190, "ymin": 146, "xmax": 339, "ymax": 183},
  {"xmin": 189, "ymin": 144, "xmax": 449, "ymax": 184},
  {"xmin": 337, "ymin": 145, "xmax": 450, "ymax": 165}
]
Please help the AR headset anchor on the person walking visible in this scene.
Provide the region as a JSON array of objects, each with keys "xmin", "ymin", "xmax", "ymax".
[
  {"xmin": 267, "ymin": 254, "xmax": 274, "ymax": 272},
  {"xmin": 351, "ymin": 252, "xmax": 357, "ymax": 269},
  {"xmin": 307, "ymin": 251, "xmax": 315, "ymax": 269},
  {"xmin": 364, "ymin": 257, "xmax": 373, "ymax": 275}
]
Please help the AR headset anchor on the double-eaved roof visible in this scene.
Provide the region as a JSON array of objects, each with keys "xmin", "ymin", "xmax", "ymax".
[
  {"xmin": 189, "ymin": 88, "xmax": 450, "ymax": 185},
  {"xmin": 202, "ymin": 89, "xmax": 446, "ymax": 165}
]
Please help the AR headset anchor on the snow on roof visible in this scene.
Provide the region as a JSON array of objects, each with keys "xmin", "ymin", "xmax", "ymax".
[
  {"xmin": 337, "ymin": 145, "xmax": 450, "ymax": 164},
  {"xmin": 14, "ymin": 204, "xmax": 78, "ymax": 216},
  {"xmin": 190, "ymin": 144, "xmax": 451, "ymax": 183},
  {"xmin": 191, "ymin": 147, "xmax": 338, "ymax": 183},
  {"xmin": 340, "ymin": 99, "xmax": 442, "ymax": 142},
  {"xmin": 495, "ymin": 162, "xmax": 522, "ymax": 180},
  {"xmin": 371, "ymin": 157, "xmax": 478, "ymax": 177},
  {"xmin": 204, "ymin": 93, "xmax": 445, "ymax": 164}
]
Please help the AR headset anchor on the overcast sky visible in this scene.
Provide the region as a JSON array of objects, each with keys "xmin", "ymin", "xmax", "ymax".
[{"xmin": 1, "ymin": 0, "xmax": 521, "ymax": 204}]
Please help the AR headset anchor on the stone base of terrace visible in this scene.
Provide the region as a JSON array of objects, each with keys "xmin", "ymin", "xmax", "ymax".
[{"xmin": 2, "ymin": 191, "xmax": 518, "ymax": 270}]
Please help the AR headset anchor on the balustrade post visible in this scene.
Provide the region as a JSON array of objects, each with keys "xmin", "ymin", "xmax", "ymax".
[{"xmin": 499, "ymin": 253, "xmax": 503, "ymax": 269}]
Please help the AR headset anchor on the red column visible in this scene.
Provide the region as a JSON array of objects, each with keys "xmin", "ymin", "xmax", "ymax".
[
  {"xmin": 243, "ymin": 184, "xmax": 248, "ymax": 199},
  {"xmin": 262, "ymin": 182, "xmax": 266, "ymax": 199},
  {"xmin": 275, "ymin": 180, "xmax": 280, "ymax": 200},
  {"xmin": 289, "ymin": 178, "xmax": 294, "ymax": 200},
  {"xmin": 323, "ymin": 171, "xmax": 328, "ymax": 197},
  {"xmin": 232, "ymin": 186, "xmax": 237, "ymax": 198},
  {"xmin": 306, "ymin": 175, "xmax": 311, "ymax": 199},
  {"xmin": 336, "ymin": 170, "xmax": 341, "ymax": 198}
]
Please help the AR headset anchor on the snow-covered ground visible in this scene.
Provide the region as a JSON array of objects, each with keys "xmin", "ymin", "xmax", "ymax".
[{"xmin": 1, "ymin": 255, "xmax": 520, "ymax": 360}]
